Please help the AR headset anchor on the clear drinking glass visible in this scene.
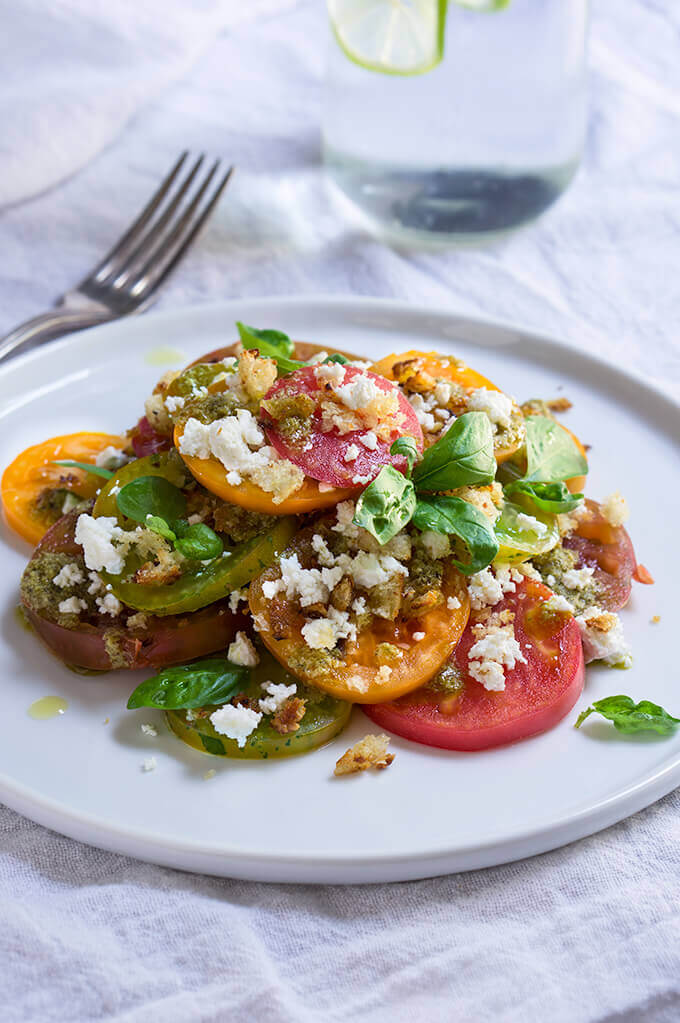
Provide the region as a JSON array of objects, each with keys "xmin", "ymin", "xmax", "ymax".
[{"xmin": 322, "ymin": 1, "xmax": 589, "ymax": 245}]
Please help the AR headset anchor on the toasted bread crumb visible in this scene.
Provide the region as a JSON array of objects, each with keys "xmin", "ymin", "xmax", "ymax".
[
  {"xmin": 334, "ymin": 734, "xmax": 394, "ymax": 776},
  {"xmin": 547, "ymin": 397, "xmax": 573, "ymax": 412},
  {"xmin": 271, "ymin": 696, "xmax": 307, "ymax": 734},
  {"xmin": 651, "ymin": 615, "xmax": 661, "ymax": 624}
]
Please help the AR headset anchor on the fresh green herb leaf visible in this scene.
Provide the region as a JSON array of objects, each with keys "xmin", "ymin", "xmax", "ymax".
[
  {"xmin": 505, "ymin": 480, "xmax": 584, "ymax": 514},
  {"xmin": 236, "ymin": 321, "xmax": 303, "ymax": 375},
  {"xmin": 413, "ymin": 495, "xmax": 499, "ymax": 575},
  {"xmin": 116, "ymin": 476, "xmax": 187, "ymax": 525},
  {"xmin": 523, "ymin": 416, "xmax": 588, "ymax": 484},
  {"xmin": 127, "ymin": 658, "xmax": 247, "ymax": 709},
  {"xmin": 53, "ymin": 460, "xmax": 114, "ymax": 480},
  {"xmin": 575, "ymin": 696, "xmax": 680, "ymax": 736},
  {"xmin": 200, "ymin": 733, "xmax": 226, "ymax": 755},
  {"xmin": 390, "ymin": 436, "xmax": 419, "ymax": 476},
  {"xmin": 323, "ymin": 353, "xmax": 349, "ymax": 365},
  {"xmin": 145, "ymin": 515, "xmax": 177, "ymax": 541},
  {"xmin": 354, "ymin": 466, "xmax": 417, "ymax": 545},
  {"xmin": 412, "ymin": 412, "xmax": 495, "ymax": 493},
  {"xmin": 174, "ymin": 523, "xmax": 224, "ymax": 560}
]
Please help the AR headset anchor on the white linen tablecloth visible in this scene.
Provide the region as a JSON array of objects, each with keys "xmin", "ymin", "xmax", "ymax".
[{"xmin": 1, "ymin": 1, "xmax": 679, "ymax": 1020}]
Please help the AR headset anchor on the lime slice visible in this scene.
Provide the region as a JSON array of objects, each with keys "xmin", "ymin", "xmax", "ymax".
[{"xmin": 328, "ymin": 0, "xmax": 448, "ymax": 76}]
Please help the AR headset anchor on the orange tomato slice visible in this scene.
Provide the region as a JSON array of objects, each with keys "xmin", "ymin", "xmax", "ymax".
[
  {"xmin": 371, "ymin": 349, "xmax": 523, "ymax": 463},
  {"xmin": 249, "ymin": 536, "xmax": 470, "ymax": 703},
  {"xmin": 1, "ymin": 432, "xmax": 128, "ymax": 545},
  {"xmin": 174, "ymin": 424, "xmax": 357, "ymax": 515}
]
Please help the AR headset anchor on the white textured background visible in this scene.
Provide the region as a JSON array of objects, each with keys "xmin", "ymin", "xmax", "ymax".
[{"xmin": 1, "ymin": 1, "xmax": 679, "ymax": 1020}]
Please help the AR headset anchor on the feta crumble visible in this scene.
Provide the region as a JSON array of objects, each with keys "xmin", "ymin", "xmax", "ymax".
[
  {"xmin": 301, "ymin": 607, "xmax": 357, "ymax": 650},
  {"xmin": 359, "ymin": 430, "xmax": 378, "ymax": 450},
  {"xmin": 52, "ymin": 563, "xmax": 83, "ymax": 588},
  {"xmin": 412, "ymin": 631, "xmax": 426, "ymax": 641},
  {"xmin": 228, "ymin": 588, "xmax": 248, "ymax": 613},
  {"xmin": 95, "ymin": 445, "xmax": 126, "ymax": 468},
  {"xmin": 141, "ymin": 757, "xmax": 157, "ymax": 772},
  {"xmin": 468, "ymin": 620, "xmax": 527, "ymax": 692},
  {"xmin": 544, "ymin": 593, "xmax": 575, "ymax": 614},
  {"xmin": 96, "ymin": 593, "xmax": 122, "ymax": 617},
  {"xmin": 575, "ymin": 606, "xmax": 632, "ymax": 667},
  {"xmin": 74, "ymin": 514, "xmax": 125, "ymax": 574},
  {"xmin": 344, "ymin": 444, "xmax": 360, "ymax": 462},
  {"xmin": 141, "ymin": 723, "xmax": 158, "ymax": 737},
  {"xmin": 209, "ymin": 704, "xmax": 262, "ymax": 748},
  {"xmin": 467, "ymin": 568, "xmax": 503, "ymax": 610},
  {"xmin": 58, "ymin": 596, "xmax": 87, "ymax": 615},
  {"xmin": 515, "ymin": 512, "xmax": 548, "ymax": 537},
  {"xmin": 562, "ymin": 565, "xmax": 595, "ymax": 590},
  {"xmin": 227, "ymin": 631, "xmax": 259, "ymax": 667},
  {"xmin": 259, "ymin": 681, "xmax": 297, "ymax": 715},
  {"xmin": 420, "ymin": 531, "xmax": 451, "ymax": 560},
  {"xmin": 466, "ymin": 388, "xmax": 514, "ymax": 431},
  {"xmin": 447, "ymin": 596, "xmax": 462, "ymax": 610}
]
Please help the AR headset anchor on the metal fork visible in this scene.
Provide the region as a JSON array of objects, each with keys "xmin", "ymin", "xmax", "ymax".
[{"xmin": 0, "ymin": 153, "xmax": 233, "ymax": 364}]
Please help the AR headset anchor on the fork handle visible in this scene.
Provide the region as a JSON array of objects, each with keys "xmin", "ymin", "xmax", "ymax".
[{"xmin": 0, "ymin": 309, "xmax": 114, "ymax": 364}]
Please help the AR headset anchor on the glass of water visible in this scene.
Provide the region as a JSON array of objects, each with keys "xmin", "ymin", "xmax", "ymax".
[{"xmin": 322, "ymin": 0, "xmax": 589, "ymax": 245}]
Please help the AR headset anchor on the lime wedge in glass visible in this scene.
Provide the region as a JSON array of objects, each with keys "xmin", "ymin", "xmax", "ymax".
[{"xmin": 328, "ymin": 0, "xmax": 448, "ymax": 76}]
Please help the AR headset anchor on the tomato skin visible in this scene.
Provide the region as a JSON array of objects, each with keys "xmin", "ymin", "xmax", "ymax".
[
  {"xmin": 248, "ymin": 527, "xmax": 471, "ymax": 703},
  {"xmin": 130, "ymin": 416, "xmax": 172, "ymax": 457},
  {"xmin": 262, "ymin": 366, "xmax": 423, "ymax": 488},
  {"xmin": 563, "ymin": 499, "xmax": 636, "ymax": 611},
  {"xmin": 1, "ymin": 432, "xmax": 129, "ymax": 546},
  {"xmin": 21, "ymin": 510, "xmax": 245, "ymax": 670},
  {"xmin": 363, "ymin": 578, "xmax": 585, "ymax": 751}
]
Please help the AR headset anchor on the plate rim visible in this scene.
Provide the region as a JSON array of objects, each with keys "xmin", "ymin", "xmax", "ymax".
[{"xmin": 1, "ymin": 293, "xmax": 678, "ymax": 882}]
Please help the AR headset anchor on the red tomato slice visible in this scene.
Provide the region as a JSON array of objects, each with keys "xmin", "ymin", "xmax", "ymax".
[
  {"xmin": 130, "ymin": 416, "xmax": 172, "ymax": 458},
  {"xmin": 363, "ymin": 578, "xmax": 585, "ymax": 751},
  {"xmin": 261, "ymin": 366, "xmax": 423, "ymax": 487},
  {"xmin": 21, "ymin": 509, "xmax": 244, "ymax": 671},
  {"xmin": 562, "ymin": 499, "xmax": 637, "ymax": 611}
]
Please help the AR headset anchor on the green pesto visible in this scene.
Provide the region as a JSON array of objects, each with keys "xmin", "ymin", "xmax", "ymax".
[
  {"xmin": 261, "ymin": 392, "xmax": 315, "ymax": 447},
  {"xmin": 212, "ymin": 501, "xmax": 279, "ymax": 544},
  {"xmin": 20, "ymin": 552, "xmax": 89, "ymax": 626},
  {"xmin": 426, "ymin": 661, "xmax": 466, "ymax": 694}
]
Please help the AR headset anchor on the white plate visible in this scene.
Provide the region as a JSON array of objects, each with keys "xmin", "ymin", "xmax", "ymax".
[{"xmin": 1, "ymin": 296, "xmax": 678, "ymax": 884}]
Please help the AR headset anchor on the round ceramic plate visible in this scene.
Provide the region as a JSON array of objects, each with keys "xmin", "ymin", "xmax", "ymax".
[{"xmin": 1, "ymin": 296, "xmax": 678, "ymax": 884}]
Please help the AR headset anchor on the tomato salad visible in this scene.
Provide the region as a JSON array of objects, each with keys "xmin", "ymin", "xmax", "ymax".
[{"xmin": 2, "ymin": 322, "xmax": 650, "ymax": 764}]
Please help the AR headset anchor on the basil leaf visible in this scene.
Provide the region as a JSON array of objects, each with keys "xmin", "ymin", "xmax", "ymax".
[
  {"xmin": 236, "ymin": 321, "xmax": 303, "ymax": 375},
  {"xmin": 116, "ymin": 476, "xmax": 187, "ymax": 524},
  {"xmin": 412, "ymin": 412, "xmax": 495, "ymax": 493},
  {"xmin": 354, "ymin": 466, "xmax": 416, "ymax": 545},
  {"xmin": 323, "ymin": 354, "xmax": 349, "ymax": 365},
  {"xmin": 174, "ymin": 523, "xmax": 224, "ymax": 560},
  {"xmin": 53, "ymin": 460, "xmax": 113, "ymax": 480},
  {"xmin": 575, "ymin": 695, "xmax": 680, "ymax": 736},
  {"xmin": 413, "ymin": 496, "xmax": 499, "ymax": 575},
  {"xmin": 505, "ymin": 480, "xmax": 584, "ymax": 514},
  {"xmin": 524, "ymin": 416, "xmax": 588, "ymax": 484},
  {"xmin": 200, "ymin": 733, "xmax": 226, "ymax": 755},
  {"xmin": 390, "ymin": 436, "xmax": 419, "ymax": 476},
  {"xmin": 127, "ymin": 658, "xmax": 247, "ymax": 709},
  {"xmin": 145, "ymin": 515, "xmax": 177, "ymax": 541}
]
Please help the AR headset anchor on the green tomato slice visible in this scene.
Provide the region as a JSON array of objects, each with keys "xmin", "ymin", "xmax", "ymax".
[
  {"xmin": 93, "ymin": 453, "xmax": 296, "ymax": 615},
  {"xmin": 166, "ymin": 650, "xmax": 352, "ymax": 759},
  {"xmin": 494, "ymin": 498, "xmax": 559, "ymax": 564}
]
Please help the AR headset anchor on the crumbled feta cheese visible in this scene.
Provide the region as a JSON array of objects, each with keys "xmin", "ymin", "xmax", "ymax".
[
  {"xmin": 141, "ymin": 723, "xmax": 158, "ymax": 737},
  {"xmin": 408, "ymin": 393, "xmax": 436, "ymax": 432},
  {"xmin": 467, "ymin": 568, "xmax": 503, "ymax": 610},
  {"xmin": 346, "ymin": 551, "xmax": 409, "ymax": 589},
  {"xmin": 164, "ymin": 394, "xmax": 185, "ymax": 413},
  {"xmin": 517, "ymin": 562, "xmax": 542, "ymax": 581},
  {"xmin": 58, "ymin": 596, "xmax": 87, "ymax": 615},
  {"xmin": 434, "ymin": 381, "xmax": 455, "ymax": 406},
  {"xmin": 515, "ymin": 512, "xmax": 548, "ymax": 537},
  {"xmin": 420, "ymin": 531, "xmax": 450, "ymax": 560},
  {"xmin": 412, "ymin": 631, "xmax": 426, "ymax": 641},
  {"xmin": 311, "ymin": 533, "xmax": 336, "ymax": 568},
  {"xmin": 95, "ymin": 445, "xmax": 125, "ymax": 468},
  {"xmin": 468, "ymin": 621, "xmax": 527, "ymax": 691},
  {"xmin": 562, "ymin": 565, "xmax": 595, "ymax": 590},
  {"xmin": 575, "ymin": 606, "xmax": 632, "ymax": 667},
  {"xmin": 209, "ymin": 704, "xmax": 262, "ymax": 748},
  {"xmin": 141, "ymin": 757, "xmax": 157, "ymax": 772},
  {"xmin": 227, "ymin": 631, "xmax": 259, "ymax": 667},
  {"xmin": 87, "ymin": 571, "xmax": 104, "ymax": 595},
  {"xmin": 315, "ymin": 361, "xmax": 346, "ymax": 385},
  {"xmin": 447, "ymin": 596, "xmax": 462, "ymax": 610},
  {"xmin": 359, "ymin": 430, "xmax": 378, "ymax": 450},
  {"xmin": 96, "ymin": 593, "xmax": 122, "ymax": 617},
  {"xmin": 259, "ymin": 681, "xmax": 297, "ymax": 715},
  {"xmin": 557, "ymin": 504, "xmax": 590, "ymax": 536},
  {"xmin": 344, "ymin": 444, "xmax": 360, "ymax": 462},
  {"xmin": 544, "ymin": 593, "xmax": 574, "ymax": 614},
  {"xmin": 494, "ymin": 564, "xmax": 523, "ymax": 594},
  {"xmin": 466, "ymin": 388, "xmax": 514, "ymax": 431},
  {"xmin": 228, "ymin": 588, "xmax": 248, "ymax": 613},
  {"xmin": 352, "ymin": 596, "xmax": 367, "ymax": 615},
  {"xmin": 52, "ymin": 563, "xmax": 84, "ymax": 588},
  {"xmin": 352, "ymin": 473, "xmax": 372, "ymax": 486},
  {"xmin": 333, "ymin": 372, "xmax": 385, "ymax": 411},
  {"xmin": 74, "ymin": 514, "xmax": 125, "ymax": 574},
  {"xmin": 301, "ymin": 607, "xmax": 357, "ymax": 650},
  {"xmin": 601, "ymin": 491, "xmax": 629, "ymax": 527},
  {"xmin": 378, "ymin": 665, "xmax": 392, "ymax": 682}
]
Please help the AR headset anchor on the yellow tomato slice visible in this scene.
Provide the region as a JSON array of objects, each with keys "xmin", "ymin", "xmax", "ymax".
[
  {"xmin": 371, "ymin": 349, "xmax": 523, "ymax": 463},
  {"xmin": 1, "ymin": 432, "xmax": 128, "ymax": 545},
  {"xmin": 249, "ymin": 551, "xmax": 470, "ymax": 704}
]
